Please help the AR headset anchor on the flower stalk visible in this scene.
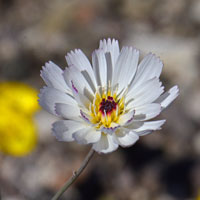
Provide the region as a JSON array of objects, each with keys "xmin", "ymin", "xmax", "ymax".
[{"xmin": 51, "ymin": 148, "xmax": 95, "ymax": 200}]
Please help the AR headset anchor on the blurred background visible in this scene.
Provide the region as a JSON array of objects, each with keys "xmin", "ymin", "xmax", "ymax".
[{"xmin": 0, "ymin": 0, "xmax": 200, "ymax": 199}]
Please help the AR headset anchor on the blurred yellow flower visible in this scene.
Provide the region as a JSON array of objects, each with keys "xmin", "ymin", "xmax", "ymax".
[
  {"xmin": 197, "ymin": 193, "xmax": 200, "ymax": 200},
  {"xmin": 0, "ymin": 82, "xmax": 39, "ymax": 156}
]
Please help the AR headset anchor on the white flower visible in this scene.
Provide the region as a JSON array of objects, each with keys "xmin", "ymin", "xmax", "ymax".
[{"xmin": 39, "ymin": 38, "xmax": 179, "ymax": 154}]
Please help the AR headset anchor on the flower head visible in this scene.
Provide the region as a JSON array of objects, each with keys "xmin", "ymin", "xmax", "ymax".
[
  {"xmin": 39, "ymin": 39, "xmax": 179, "ymax": 153},
  {"xmin": 0, "ymin": 82, "xmax": 39, "ymax": 156}
]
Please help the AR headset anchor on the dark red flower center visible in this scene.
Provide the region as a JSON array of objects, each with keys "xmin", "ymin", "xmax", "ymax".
[{"xmin": 99, "ymin": 96, "xmax": 117, "ymax": 114}]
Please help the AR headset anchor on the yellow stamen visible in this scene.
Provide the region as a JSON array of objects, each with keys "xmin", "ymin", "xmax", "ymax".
[{"xmin": 89, "ymin": 89, "xmax": 125, "ymax": 129}]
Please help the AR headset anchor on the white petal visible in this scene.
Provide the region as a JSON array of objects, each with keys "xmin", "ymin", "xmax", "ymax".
[
  {"xmin": 66, "ymin": 49, "xmax": 91, "ymax": 71},
  {"xmin": 65, "ymin": 49, "xmax": 97, "ymax": 90},
  {"xmin": 130, "ymin": 53, "xmax": 163, "ymax": 90},
  {"xmin": 73, "ymin": 128, "xmax": 101, "ymax": 144},
  {"xmin": 135, "ymin": 130, "xmax": 152, "ymax": 136},
  {"xmin": 133, "ymin": 103, "xmax": 161, "ymax": 121},
  {"xmin": 126, "ymin": 78, "xmax": 164, "ymax": 108},
  {"xmin": 80, "ymin": 110, "xmax": 93, "ymax": 124},
  {"xmin": 55, "ymin": 103, "xmax": 80, "ymax": 119},
  {"xmin": 92, "ymin": 134, "xmax": 108, "ymax": 152},
  {"xmin": 119, "ymin": 110, "xmax": 135, "ymax": 125},
  {"xmin": 115, "ymin": 130, "xmax": 139, "ymax": 147},
  {"xmin": 38, "ymin": 87, "xmax": 76, "ymax": 115},
  {"xmin": 104, "ymin": 52, "xmax": 113, "ymax": 84},
  {"xmin": 52, "ymin": 120, "xmax": 86, "ymax": 142},
  {"xmin": 92, "ymin": 134, "xmax": 118, "ymax": 154},
  {"xmin": 40, "ymin": 61, "xmax": 71, "ymax": 94},
  {"xmin": 63, "ymin": 67, "xmax": 92, "ymax": 108},
  {"xmin": 99, "ymin": 38, "xmax": 120, "ymax": 65},
  {"xmin": 127, "ymin": 120, "xmax": 166, "ymax": 133},
  {"xmin": 112, "ymin": 47, "xmax": 139, "ymax": 92},
  {"xmin": 72, "ymin": 88, "xmax": 91, "ymax": 109},
  {"xmin": 99, "ymin": 39, "xmax": 120, "ymax": 84},
  {"xmin": 154, "ymin": 85, "xmax": 179, "ymax": 109},
  {"xmin": 100, "ymin": 122, "xmax": 120, "ymax": 134},
  {"xmin": 64, "ymin": 66, "xmax": 94, "ymax": 96},
  {"xmin": 92, "ymin": 49, "xmax": 107, "ymax": 87}
]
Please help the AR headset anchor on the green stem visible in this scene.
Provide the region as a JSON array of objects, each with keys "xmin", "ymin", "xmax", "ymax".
[{"xmin": 51, "ymin": 148, "xmax": 95, "ymax": 200}]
